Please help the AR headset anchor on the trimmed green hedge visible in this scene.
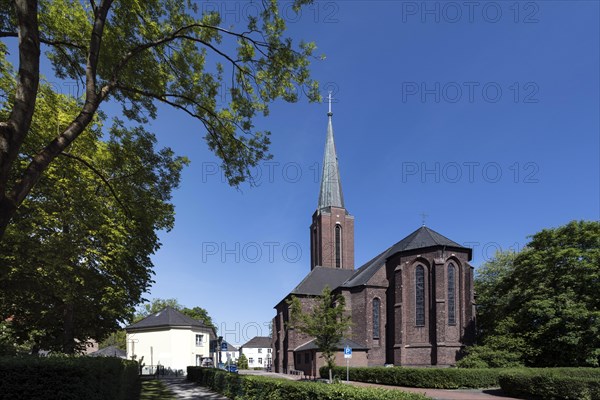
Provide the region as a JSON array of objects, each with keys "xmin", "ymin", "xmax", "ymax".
[
  {"xmin": 187, "ymin": 366, "xmax": 429, "ymax": 400},
  {"xmin": 320, "ymin": 366, "xmax": 505, "ymax": 389},
  {"xmin": 498, "ymin": 369, "xmax": 600, "ymax": 400},
  {"xmin": 0, "ymin": 356, "xmax": 139, "ymax": 400}
]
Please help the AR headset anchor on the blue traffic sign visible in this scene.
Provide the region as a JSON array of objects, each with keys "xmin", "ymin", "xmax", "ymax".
[
  {"xmin": 221, "ymin": 342, "xmax": 228, "ymax": 351},
  {"xmin": 344, "ymin": 346, "xmax": 352, "ymax": 358}
]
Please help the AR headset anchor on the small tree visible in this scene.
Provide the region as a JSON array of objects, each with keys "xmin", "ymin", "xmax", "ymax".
[
  {"xmin": 287, "ymin": 286, "xmax": 352, "ymax": 382},
  {"xmin": 237, "ymin": 353, "xmax": 249, "ymax": 369}
]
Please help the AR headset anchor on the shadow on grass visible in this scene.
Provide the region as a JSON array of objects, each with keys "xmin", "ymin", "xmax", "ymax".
[{"xmin": 140, "ymin": 379, "xmax": 177, "ymax": 400}]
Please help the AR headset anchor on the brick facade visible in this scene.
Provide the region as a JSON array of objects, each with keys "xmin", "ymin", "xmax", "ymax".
[{"xmin": 310, "ymin": 206, "xmax": 354, "ymax": 270}]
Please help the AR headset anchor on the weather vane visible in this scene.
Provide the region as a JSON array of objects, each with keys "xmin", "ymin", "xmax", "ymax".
[{"xmin": 420, "ymin": 212, "xmax": 428, "ymax": 226}]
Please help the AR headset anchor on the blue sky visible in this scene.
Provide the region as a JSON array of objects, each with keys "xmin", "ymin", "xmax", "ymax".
[
  {"xmin": 142, "ymin": 1, "xmax": 599, "ymax": 345},
  {"xmin": 12, "ymin": 1, "xmax": 599, "ymax": 345}
]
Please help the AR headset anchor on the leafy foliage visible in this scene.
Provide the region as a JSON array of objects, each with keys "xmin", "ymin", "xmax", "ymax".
[
  {"xmin": 237, "ymin": 353, "xmax": 249, "ymax": 369},
  {"xmin": 0, "ymin": 0, "xmax": 320, "ymax": 238},
  {"xmin": 0, "ymin": 80, "xmax": 187, "ymax": 354},
  {"xmin": 498, "ymin": 368, "xmax": 600, "ymax": 400},
  {"xmin": 188, "ymin": 366, "xmax": 429, "ymax": 400},
  {"xmin": 464, "ymin": 221, "xmax": 600, "ymax": 367},
  {"xmin": 287, "ymin": 287, "xmax": 352, "ymax": 372},
  {"xmin": 321, "ymin": 366, "xmax": 508, "ymax": 389},
  {"xmin": 0, "ymin": 356, "xmax": 140, "ymax": 400}
]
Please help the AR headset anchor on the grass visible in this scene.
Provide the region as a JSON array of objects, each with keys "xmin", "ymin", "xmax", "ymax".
[{"xmin": 140, "ymin": 379, "xmax": 177, "ymax": 400}]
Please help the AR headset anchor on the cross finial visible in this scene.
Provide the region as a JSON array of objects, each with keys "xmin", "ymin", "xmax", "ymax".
[
  {"xmin": 327, "ymin": 91, "xmax": 333, "ymax": 116},
  {"xmin": 420, "ymin": 212, "xmax": 428, "ymax": 226}
]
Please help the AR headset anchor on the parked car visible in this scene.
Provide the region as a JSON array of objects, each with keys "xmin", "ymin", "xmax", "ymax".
[
  {"xmin": 224, "ymin": 364, "xmax": 238, "ymax": 373},
  {"xmin": 200, "ymin": 357, "xmax": 214, "ymax": 367}
]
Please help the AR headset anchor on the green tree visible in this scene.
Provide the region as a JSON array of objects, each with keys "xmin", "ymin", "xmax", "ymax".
[
  {"xmin": 287, "ymin": 286, "xmax": 352, "ymax": 382},
  {"xmin": 99, "ymin": 330, "xmax": 126, "ymax": 351},
  {"xmin": 0, "ymin": 79, "xmax": 187, "ymax": 353},
  {"xmin": 462, "ymin": 221, "xmax": 600, "ymax": 367},
  {"xmin": 237, "ymin": 353, "xmax": 248, "ymax": 369},
  {"xmin": 134, "ymin": 298, "xmax": 216, "ymax": 330},
  {"xmin": 0, "ymin": 0, "xmax": 319, "ymax": 239}
]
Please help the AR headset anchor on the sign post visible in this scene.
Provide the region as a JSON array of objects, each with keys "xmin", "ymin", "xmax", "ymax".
[{"xmin": 343, "ymin": 346, "xmax": 352, "ymax": 383}]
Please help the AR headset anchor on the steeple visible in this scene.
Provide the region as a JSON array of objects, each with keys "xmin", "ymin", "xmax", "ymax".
[
  {"xmin": 310, "ymin": 94, "xmax": 354, "ymax": 271},
  {"xmin": 317, "ymin": 92, "xmax": 344, "ymax": 211}
]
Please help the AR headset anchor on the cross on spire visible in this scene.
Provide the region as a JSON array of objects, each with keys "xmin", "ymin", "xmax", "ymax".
[
  {"xmin": 327, "ymin": 91, "xmax": 333, "ymax": 116},
  {"xmin": 420, "ymin": 212, "xmax": 429, "ymax": 226}
]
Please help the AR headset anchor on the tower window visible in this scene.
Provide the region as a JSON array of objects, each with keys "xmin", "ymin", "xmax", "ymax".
[
  {"xmin": 448, "ymin": 263, "xmax": 456, "ymax": 325},
  {"xmin": 335, "ymin": 224, "xmax": 342, "ymax": 268},
  {"xmin": 415, "ymin": 265, "xmax": 425, "ymax": 326},
  {"xmin": 373, "ymin": 298, "xmax": 380, "ymax": 339},
  {"xmin": 312, "ymin": 227, "xmax": 318, "ymax": 266}
]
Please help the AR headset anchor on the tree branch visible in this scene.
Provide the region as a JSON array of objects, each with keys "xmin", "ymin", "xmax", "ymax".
[{"xmin": 58, "ymin": 151, "xmax": 130, "ymax": 217}]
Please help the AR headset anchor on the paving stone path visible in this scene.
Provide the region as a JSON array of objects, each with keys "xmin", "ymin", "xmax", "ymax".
[
  {"xmin": 349, "ymin": 381, "xmax": 522, "ymax": 400},
  {"xmin": 160, "ymin": 377, "xmax": 230, "ymax": 400}
]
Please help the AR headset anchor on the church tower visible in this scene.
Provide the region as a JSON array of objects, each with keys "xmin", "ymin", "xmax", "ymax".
[{"xmin": 310, "ymin": 95, "xmax": 354, "ymax": 270}]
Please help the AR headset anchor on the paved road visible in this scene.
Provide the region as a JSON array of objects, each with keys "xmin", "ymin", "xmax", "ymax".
[
  {"xmin": 349, "ymin": 381, "xmax": 522, "ymax": 400},
  {"xmin": 161, "ymin": 377, "xmax": 230, "ymax": 400}
]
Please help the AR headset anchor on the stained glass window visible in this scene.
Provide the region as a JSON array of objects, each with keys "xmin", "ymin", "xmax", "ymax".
[
  {"xmin": 373, "ymin": 298, "xmax": 380, "ymax": 339},
  {"xmin": 335, "ymin": 224, "xmax": 342, "ymax": 268},
  {"xmin": 416, "ymin": 265, "xmax": 425, "ymax": 326},
  {"xmin": 448, "ymin": 263, "xmax": 456, "ymax": 325}
]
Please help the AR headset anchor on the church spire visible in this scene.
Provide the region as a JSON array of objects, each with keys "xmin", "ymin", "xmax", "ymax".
[{"xmin": 318, "ymin": 92, "xmax": 344, "ymax": 211}]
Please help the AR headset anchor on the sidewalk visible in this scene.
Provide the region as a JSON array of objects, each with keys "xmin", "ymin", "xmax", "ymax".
[
  {"xmin": 349, "ymin": 381, "xmax": 522, "ymax": 400},
  {"xmin": 160, "ymin": 377, "xmax": 230, "ymax": 400}
]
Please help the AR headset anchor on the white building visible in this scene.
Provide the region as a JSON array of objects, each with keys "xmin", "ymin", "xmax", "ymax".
[
  {"xmin": 216, "ymin": 340, "xmax": 239, "ymax": 365},
  {"xmin": 125, "ymin": 306, "xmax": 216, "ymax": 373},
  {"xmin": 240, "ymin": 336, "xmax": 272, "ymax": 369}
]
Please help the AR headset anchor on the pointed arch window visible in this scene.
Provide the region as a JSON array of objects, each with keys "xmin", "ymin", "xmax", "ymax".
[
  {"xmin": 448, "ymin": 263, "xmax": 456, "ymax": 325},
  {"xmin": 335, "ymin": 224, "xmax": 342, "ymax": 268},
  {"xmin": 415, "ymin": 265, "xmax": 425, "ymax": 326},
  {"xmin": 312, "ymin": 227, "xmax": 318, "ymax": 266},
  {"xmin": 373, "ymin": 298, "xmax": 380, "ymax": 339}
]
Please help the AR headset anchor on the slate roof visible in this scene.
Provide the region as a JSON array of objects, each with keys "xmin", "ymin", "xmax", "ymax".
[
  {"xmin": 241, "ymin": 336, "xmax": 272, "ymax": 349},
  {"xmin": 125, "ymin": 306, "xmax": 213, "ymax": 331},
  {"xmin": 294, "ymin": 338, "xmax": 368, "ymax": 352},
  {"xmin": 341, "ymin": 226, "xmax": 471, "ymax": 288},
  {"xmin": 210, "ymin": 339, "xmax": 239, "ymax": 351},
  {"xmin": 291, "ymin": 266, "xmax": 355, "ymax": 296},
  {"xmin": 88, "ymin": 345, "xmax": 127, "ymax": 358}
]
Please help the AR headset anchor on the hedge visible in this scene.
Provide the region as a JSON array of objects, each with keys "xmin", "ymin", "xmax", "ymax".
[
  {"xmin": 0, "ymin": 356, "xmax": 140, "ymax": 400},
  {"xmin": 320, "ymin": 366, "xmax": 506, "ymax": 389},
  {"xmin": 498, "ymin": 368, "xmax": 600, "ymax": 400},
  {"xmin": 187, "ymin": 366, "xmax": 430, "ymax": 400}
]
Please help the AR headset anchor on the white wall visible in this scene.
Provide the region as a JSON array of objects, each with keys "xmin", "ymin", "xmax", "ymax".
[
  {"xmin": 241, "ymin": 347, "xmax": 272, "ymax": 368},
  {"xmin": 126, "ymin": 327, "xmax": 213, "ymax": 372},
  {"xmin": 218, "ymin": 350, "xmax": 239, "ymax": 364}
]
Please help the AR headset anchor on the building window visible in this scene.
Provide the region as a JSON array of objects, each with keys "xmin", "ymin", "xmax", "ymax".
[
  {"xmin": 195, "ymin": 334, "xmax": 204, "ymax": 346},
  {"xmin": 304, "ymin": 353, "xmax": 309, "ymax": 363},
  {"xmin": 373, "ymin": 298, "xmax": 380, "ymax": 339},
  {"xmin": 448, "ymin": 263, "xmax": 456, "ymax": 325},
  {"xmin": 415, "ymin": 265, "xmax": 425, "ymax": 326},
  {"xmin": 335, "ymin": 224, "xmax": 342, "ymax": 268},
  {"xmin": 258, "ymin": 358, "xmax": 263, "ymax": 364},
  {"xmin": 313, "ymin": 227, "xmax": 318, "ymax": 266},
  {"xmin": 258, "ymin": 348, "xmax": 262, "ymax": 353},
  {"xmin": 249, "ymin": 357, "xmax": 254, "ymax": 364},
  {"xmin": 267, "ymin": 348, "xmax": 272, "ymax": 353},
  {"xmin": 296, "ymin": 353, "xmax": 301, "ymax": 365}
]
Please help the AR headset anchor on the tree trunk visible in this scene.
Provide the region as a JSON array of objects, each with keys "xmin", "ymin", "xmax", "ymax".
[
  {"xmin": 328, "ymin": 367, "xmax": 332, "ymax": 383},
  {"xmin": 62, "ymin": 302, "xmax": 75, "ymax": 354}
]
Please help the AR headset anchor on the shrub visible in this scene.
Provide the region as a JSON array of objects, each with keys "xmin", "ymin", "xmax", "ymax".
[
  {"xmin": 499, "ymin": 369, "xmax": 600, "ymax": 400},
  {"xmin": 320, "ymin": 366, "xmax": 506, "ymax": 389},
  {"xmin": 456, "ymin": 345, "xmax": 524, "ymax": 368},
  {"xmin": 0, "ymin": 356, "xmax": 139, "ymax": 400},
  {"xmin": 187, "ymin": 366, "xmax": 429, "ymax": 400}
]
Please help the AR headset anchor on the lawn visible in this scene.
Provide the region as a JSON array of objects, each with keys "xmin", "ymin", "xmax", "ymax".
[{"xmin": 140, "ymin": 379, "xmax": 177, "ymax": 400}]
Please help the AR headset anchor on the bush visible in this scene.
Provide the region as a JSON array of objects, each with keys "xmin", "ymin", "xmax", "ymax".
[
  {"xmin": 187, "ymin": 366, "xmax": 429, "ymax": 400},
  {"xmin": 499, "ymin": 368, "xmax": 600, "ymax": 400},
  {"xmin": 0, "ymin": 356, "xmax": 139, "ymax": 400},
  {"xmin": 456, "ymin": 345, "xmax": 524, "ymax": 368},
  {"xmin": 320, "ymin": 366, "xmax": 506, "ymax": 389}
]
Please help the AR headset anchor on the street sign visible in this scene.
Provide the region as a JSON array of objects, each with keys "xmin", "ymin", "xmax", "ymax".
[
  {"xmin": 221, "ymin": 342, "xmax": 228, "ymax": 351},
  {"xmin": 344, "ymin": 346, "xmax": 352, "ymax": 359}
]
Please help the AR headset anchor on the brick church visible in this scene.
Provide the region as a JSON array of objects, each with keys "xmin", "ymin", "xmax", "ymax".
[{"xmin": 272, "ymin": 100, "xmax": 476, "ymax": 374}]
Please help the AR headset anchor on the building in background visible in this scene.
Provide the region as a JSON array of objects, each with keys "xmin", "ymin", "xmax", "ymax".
[
  {"xmin": 240, "ymin": 336, "xmax": 272, "ymax": 369},
  {"xmin": 125, "ymin": 306, "xmax": 216, "ymax": 373}
]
